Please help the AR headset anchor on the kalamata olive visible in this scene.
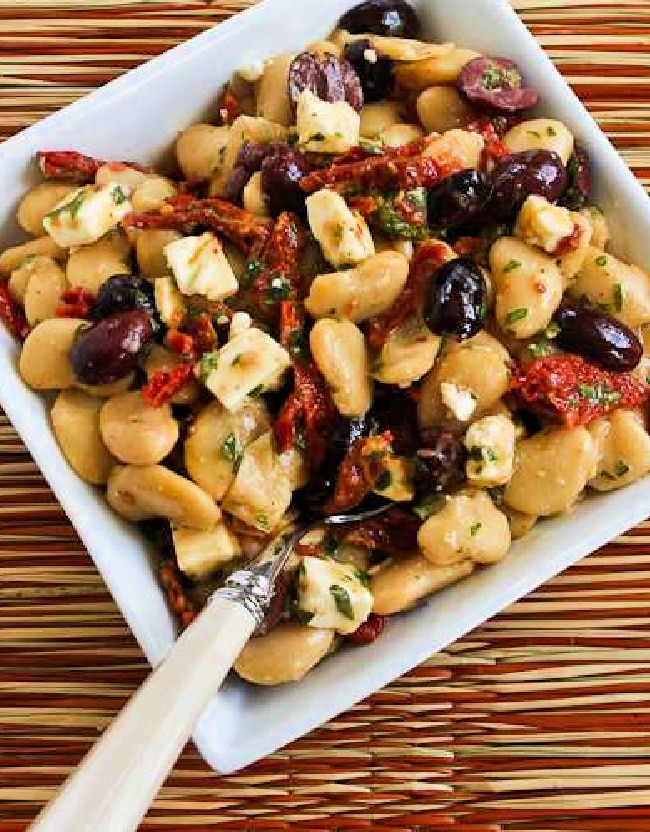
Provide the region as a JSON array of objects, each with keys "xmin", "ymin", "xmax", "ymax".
[
  {"xmin": 414, "ymin": 431, "xmax": 467, "ymax": 495},
  {"xmin": 344, "ymin": 39, "xmax": 395, "ymax": 103},
  {"xmin": 428, "ymin": 169, "xmax": 493, "ymax": 232},
  {"xmin": 368, "ymin": 386, "xmax": 419, "ymax": 455},
  {"xmin": 491, "ymin": 150, "xmax": 568, "ymax": 219},
  {"xmin": 424, "ymin": 257, "xmax": 487, "ymax": 341},
  {"xmin": 288, "ymin": 52, "xmax": 364, "ymax": 113},
  {"xmin": 553, "ymin": 302, "xmax": 643, "ymax": 372},
  {"xmin": 560, "ymin": 144, "xmax": 592, "ymax": 210},
  {"xmin": 70, "ymin": 310, "xmax": 153, "ymax": 385},
  {"xmin": 223, "ymin": 141, "xmax": 274, "ymax": 205},
  {"xmin": 458, "ymin": 57, "xmax": 538, "ymax": 113},
  {"xmin": 93, "ymin": 275, "xmax": 155, "ymax": 319},
  {"xmin": 339, "ymin": 0, "xmax": 420, "ymax": 38},
  {"xmin": 260, "ymin": 145, "xmax": 310, "ymax": 217}
]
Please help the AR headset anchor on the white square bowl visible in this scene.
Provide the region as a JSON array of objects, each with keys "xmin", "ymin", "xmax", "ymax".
[{"xmin": 1, "ymin": 0, "xmax": 649, "ymax": 774}]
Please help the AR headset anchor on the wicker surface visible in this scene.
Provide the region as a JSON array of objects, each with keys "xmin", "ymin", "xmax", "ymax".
[{"xmin": 1, "ymin": 2, "xmax": 650, "ymax": 829}]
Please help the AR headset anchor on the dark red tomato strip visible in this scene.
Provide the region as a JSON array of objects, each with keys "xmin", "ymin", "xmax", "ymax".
[
  {"xmin": 338, "ymin": 507, "xmax": 420, "ymax": 553},
  {"xmin": 299, "ymin": 152, "xmax": 447, "ymax": 194},
  {"xmin": 512, "ymin": 354, "xmax": 648, "ymax": 427},
  {"xmin": 37, "ymin": 151, "xmax": 150, "ymax": 183},
  {"xmin": 347, "ymin": 614, "xmax": 388, "ymax": 645},
  {"xmin": 166, "ymin": 329, "xmax": 197, "ymax": 358},
  {"xmin": 0, "ymin": 282, "xmax": 29, "ymax": 341},
  {"xmin": 142, "ymin": 363, "xmax": 195, "ymax": 408},
  {"xmin": 56, "ymin": 286, "xmax": 95, "ymax": 319}
]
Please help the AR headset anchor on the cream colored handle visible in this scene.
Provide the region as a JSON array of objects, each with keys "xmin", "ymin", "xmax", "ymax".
[{"xmin": 28, "ymin": 595, "xmax": 256, "ymax": 832}]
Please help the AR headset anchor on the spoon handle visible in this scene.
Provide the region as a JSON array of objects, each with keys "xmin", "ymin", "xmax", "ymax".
[{"xmin": 28, "ymin": 589, "xmax": 257, "ymax": 832}]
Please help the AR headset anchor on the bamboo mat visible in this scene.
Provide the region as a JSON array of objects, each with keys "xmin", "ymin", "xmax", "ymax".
[{"xmin": 1, "ymin": 2, "xmax": 650, "ymax": 829}]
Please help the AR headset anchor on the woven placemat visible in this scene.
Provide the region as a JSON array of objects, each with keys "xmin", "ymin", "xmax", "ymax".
[{"xmin": 1, "ymin": 2, "xmax": 650, "ymax": 829}]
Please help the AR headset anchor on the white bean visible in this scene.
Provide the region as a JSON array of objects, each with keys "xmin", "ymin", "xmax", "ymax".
[
  {"xmin": 51, "ymin": 390, "xmax": 116, "ymax": 484},
  {"xmin": 99, "ymin": 391, "xmax": 179, "ymax": 465},
  {"xmin": 234, "ymin": 623, "xmax": 335, "ymax": 685},
  {"xmin": 17, "ymin": 183, "xmax": 77, "ymax": 236},
  {"xmin": 19, "ymin": 317, "xmax": 85, "ymax": 390},
  {"xmin": 372, "ymin": 555, "xmax": 473, "ymax": 615},
  {"xmin": 310, "ymin": 319, "xmax": 373, "ymax": 417}
]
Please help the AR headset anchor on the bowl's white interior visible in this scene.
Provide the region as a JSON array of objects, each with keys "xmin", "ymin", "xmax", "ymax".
[{"xmin": 0, "ymin": 0, "xmax": 649, "ymax": 773}]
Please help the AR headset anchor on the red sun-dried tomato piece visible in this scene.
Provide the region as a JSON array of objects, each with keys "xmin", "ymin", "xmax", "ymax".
[
  {"xmin": 347, "ymin": 614, "xmax": 388, "ymax": 645},
  {"xmin": 141, "ymin": 362, "xmax": 195, "ymax": 408},
  {"xmin": 56, "ymin": 286, "xmax": 95, "ymax": 319},
  {"xmin": 0, "ymin": 282, "xmax": 29, "ymax": 341}
]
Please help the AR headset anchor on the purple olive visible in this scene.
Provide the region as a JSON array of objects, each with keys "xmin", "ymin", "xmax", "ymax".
[
  {"xmin": 428, "ymin": 169, "xmax": 493, "ymax": 231},
  {"xmin": 260, "ymin": 145, "xmax": 310, "ymax": 217},
  {"xmin": 339, "ymin": 0, "xmax": 420, "ymax": 38},
  {"xmin": 458, "ymin": 57, "xmax": 538, "ymax": 113},
  {"xmin": 93, "ymin": 275, "xmax": 154, "ymax": 319},
  {"xmin": 560, "ymin": 144, "xmax": 592, "ymax": 210},
  {"xmin": 414, "ymin": 432, "xmax": 467, "ymax": 496},
  {"xmin": 424, "ymin": 257, "xmax": 487, "ymax": 341},
  {"xmin": 71, "ymin": 310, "xmax": 153, "ymax": 385},
  {"xmin": 553, "ymin": 302, "xmax": 642, "ymax": 372},
  {"xmin": 344, "ymin": 38, "xmax": 395, "ymax": 103},
  {"xmin": 288, "ymin": 52, "xmax": 363, "ymax": 113},
  {"xmin": 491, "ymin": 150, "xmax": 568, "ymax": 218}
]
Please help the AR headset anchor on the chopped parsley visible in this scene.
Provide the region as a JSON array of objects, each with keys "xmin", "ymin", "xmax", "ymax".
[
  {"xmin": 74, "ymin": 322, "xmax": 91, "ymax": 339},
  {"xmin": 545, "ymin": 322, "xmax": 561, "ymax": 339},
  {"xmin": 47, "ymin": 189, "xmax": 85, "ymax": 221},
  {"xmin": 577, "ymin": 382, "xmax": 620, "ymax": 406},
  {"xmin": 470, "ymin": 522, "xmax": 482, "ymax": 537},
  {"xmin": 294, "ymin": 608, "xmax": 314, "ymax": 625},
  {"xmin": 198, "ymin": 350, "xmax": 219, "ymax": 381},
  {"xmin": 613, "ymin": 283, "xmax": 624, "ymax": 312},
  {"xmin": 374, "ymin": 470, "xmax": 393, "ymax": 491},
  {"xmin": 413, "ymin": 493, "xmax": 446, "ymax": 521},
  {"xmin": 503, "ymin": 259, "xmax": 521, "ymax": 273},
  {"xmin": 482, "ymin": 66, "xmax": 520, "ymax": 90},
  {"xmin": 267, "ymin": 275, "xmax": 292, "ymax": 303},
  {"xmin": 527, "ymin": 130, "xmax": 541, "ymax": 139},
  {"xmin": 354, "ymin": 568, "xmax": 371, "ymax": 589},
  {"xmin": 359, "ymin": 137, "xmax": 385, "ymax": 156},
  {"xmin": 294, "ymin": 430, "xmax": 307, "ymax": 452},
  {"xmin": 601, "ymin": 460, "xmax": 630, "ymax": 480},
  {"xmin": 528, "ymin": 341, "xmax": 552, "ymax": 359},
  {"xmin": 221, "ymin": 432, "xmax": 243, "ymax": 470},
  {"xmin": 243, "ymin": 258, "xmax": 263, "ymax": 288},
  {"xmin": 112, "ymin": 185, "xmax": 129, "ymax": 205},
  {"xmin": 506, "ymin": 307, "xmax": 528, "ymax": 325},
  {"xmin": 255, "ymin": 511, "xmax": 270, "ymax": 532},
  {"xmin": 249, "ymin": 384, "xmax": 265, "ymax": 398},
  {"xmin": 487, "ymin": 485, "xmax": 506, "ymax": 506},
  {"xmin": 595, "ymin": 255, "xmax": 608, "ymax": 267},
  {"xmin": 547, "ymin": 125, "xmax": 557, "ymax": 137},
  {"xmin": 330, "ymin": 585, "xmax": 354, "ymax": 620},
  {"xmin": 309, "ymin": 131, "xmax": 326, "ymax": 142}
]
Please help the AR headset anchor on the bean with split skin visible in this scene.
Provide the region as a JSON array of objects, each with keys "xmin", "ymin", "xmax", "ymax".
[{"xmin": 70, "ymin": 310, "xmax": 153, "ymax": 385}]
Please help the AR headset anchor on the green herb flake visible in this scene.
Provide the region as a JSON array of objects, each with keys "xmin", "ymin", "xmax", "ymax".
[
  {"xmin": 595, "ymin": 254, "xmax": 608, "ymax": 267},
  {"xmin": 482, "ymin": 66, "xmax": 504, "ymax": 89},
  {"xmin": 47, "ymin": 189, "xmax": 86, "ymax": 221},
  {"xmin": 255, "ymin": 511, "xmax": 270, "ymax": 532},
  {"xmin": 577, "ymin": 382, "xmax": 620, "ymax": 407},
  {"xmin": 198, "ymin": 350, "xmax": 219, "ymax": 381},
  {"xmin": 112, "ymin": 185, "xmax": 129, "ymax": 206},
  {"xmin": 330, "ymin": 585, "xmax": 354, "ymax": 620},
  {"xmin": 545, "ymin": 322, "xmax": 561, "ymax": 339},
  {"xmin": 487, "ymin": 485, "xmax": 506, "ymax": 506},
  {"xmin": 310, "ymin": 132, "xmax": 326, "ymax": 142},
  {"xmin": 74, "ymin": 322, "xmax": 91, "ymax": 339},
  {"xmin": 506, "ymin": 307, "xmax": 528, "ymax": 325},
  {"xmin": 375, "ymin": 470, "xmax": 393, "ymax": 491},
  {"xmin": 616, "ymin": 460, "xmax": 630, "ymax": 477},
  {"xmin": 221, "ymin": 432, "xmax": 242, "ymax": 469},
  {"xmin": 413, "ymin": 493, "xmax": 446, "ymax": 521},
  {"xmin": 470, "ymin": 522, "xmax": 482, "ymax": 537},
  {"xmin": 527, "ymin": 130, "xmax": 541, "ymax": 139},
  {"xmin": 613, "ymin": 283, "xmax": 624, "ymax": 312},
  {"xmin": 528, "ymin": 341, "xmax": 551, "ymax": 359},
  {"xmin": 354, "ymin": 568, "xmax": 371, "ymax": 589},
  {"xmin": 503, "ymin": 259, "xmax": 521, "ymax": 273},
  {"xmin": 294, "ymin": 430, "xmax": 307, "ymax": 452},
  {"xmin": 294, "ymin": 608, "xmax": 314, "ymax": 625},
  {"xmin": 249, "ymin": 384, "xmax": 265, "ymax": 398},
  {"xmin": 359, "ymin": 137, "xmax": 385, "ymax": 156},
  {"xmin": 243, "ymin": 258, "xmax": 263, "ymax": 288},
  {"xmin": 547, "ymin": 126, "xmax": 557, "ymax": 137},
  {"xmin": 267, "ymin": 275, "xmax": 292, "ymax": 303}
]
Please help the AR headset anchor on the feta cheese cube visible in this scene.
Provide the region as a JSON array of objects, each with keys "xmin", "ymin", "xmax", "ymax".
[
  {"xmin": 464, "ymin": 414, "xmax": 516, "ymax": 488},
  {"xmin": 42, "ymin": 182, "xmax": 132, "ymax": 248},
  {"xmin": 297, "ymin": 89, "xmax": 360, "ymax": 153},
  {"xmin": 298, "ymin": 556, "xmax": 373, "ymax": 635},
  {"xmin": 515, "ymin": 195, "xmax": 575, "ymax": 254},
  {"xmin": 306, "ymin": 189, "xmax": 375, "ymax": 268},
  {"xmin": 198, "ymin": 327, "xmax": 291, "ymax": 412},
  {"xmin": 164, "ymin": 232, "xmax": 238, "ymax": 301},
  {"xmin": 154, "ymin": 276, "xmax": 185, "ymax": 326},
  {"xmin": 172, "ymin": 521, "xmax": 241, "ymax": 580},
  {"xmin": 440, "ymin": 381, "xmax": 477, "ymax": 423}
]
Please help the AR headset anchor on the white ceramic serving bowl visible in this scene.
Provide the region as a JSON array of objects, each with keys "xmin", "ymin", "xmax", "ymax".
[{"xmin": 0, "ymin": 0, "xmax": 649, "ymax": 774}]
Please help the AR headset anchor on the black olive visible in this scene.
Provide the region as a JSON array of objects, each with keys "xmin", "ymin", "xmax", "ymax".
[
  {"xmin": 339, "ymin": 0, "xmax": 420, "ymax": 38},
  {"xmin": 428, "ymin": 169, "xmax": 493, "ymax": 232},
  {"xmin": 344, "ymin": 39, "xmax": 395, "ymax": 103},
  {"xmin": 70, "ymin": 310, "xmax": 153, "ymax": 385},
  {"xmin": 553, "ymin": 302, "xmax": 643, "ymax": 372},
  {"xmin": 491, "ymin": 150, "xmax": 568, "ymax": 219},
  {"xmin": 414, "ymin": 431, "xmax": 467, "ymax": 496},
  {"xmin": 92, "ymin": 275, "xmax": 155, "ymax": 319},
  {"xmin": 424, "ymin": 257, "xmax": 487, "ymax": 341},
  {"xmin": 260, "ymin": 145, "xmax": 310, "ymax": 217}
]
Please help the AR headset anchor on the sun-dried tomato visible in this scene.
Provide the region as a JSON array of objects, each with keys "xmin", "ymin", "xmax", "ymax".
[
  {"xmin": 300, "ymin": 152, "xmax": 445, "ymax": 195},
  {"xmin": 37, "ymin": 151, "xmax": 150, "ymax": 183},
  {"xmin": 512, "ymin": 353, "xmax": 649, "ymax": 427},
  {"xmin": 278, "ymin": 299, "xmax": 307, "ymax": 358},
  {"xmin": 274, "ymin": 362, "xmax": 336, "ymax": 470},
  {"xmin": 248, "ymin": 212, "xmax": 306, "ymax": 321},
  {"xmin": 125, "ymin": 196, "xmax": 272, "ymax": 251},
  {"xmin": 56, "ymin": 286, "xmax": 95, "ymax": 319},
  {"xmin": 322, "ymin": 438, "xmax": 371, "ymax": 515},
  {"xmin": 555, "ymin": 222, "xmax": 582, "ymax": 256},
  {"xmin": 347, "ymin": 194, "xmax": 381, "ymax": 216},
  {"xmin": 366, "ymin": 239, "xmax": 451, "ymax": 350},
  {"xmin": 183, "ymin": 313, "xmax": 217, "ymax": 354},
  {"xmin": 338, "ymin": 507, "xmax": 420, "ymax": 553},
  {"xmin": 166, "ymin": 328, "xmax": 197, "ymax": 358},
  {"xmin": 0, "ymin": 281, "xmax": 29, "ymax": 341},
  {"xmin": 467, "ymin": 118, "xmax": 511, "ymax": 167},
  {"xmin": 218, "ymin": 84, "xmax": 243, "ymax": 126},
  {"xmin": 160, "ymin": 559, "xmax": 197, "ymax": 628},
  {"xmin": 453, "ymin": 236, "xmax": 482, "ymax": 257},
  {"xmin": 142, "ymin": 362, "xmax": 195, "ymax": 408},
  {"xmin": 347, "ymin": 614, "xmax": 388, "ymax": 645}
]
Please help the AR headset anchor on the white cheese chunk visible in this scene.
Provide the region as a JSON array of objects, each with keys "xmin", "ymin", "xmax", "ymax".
[
  {"xmin": 298, "ymin": 556, "xmax": 373, "ymax": 635},
  {"xmin": 515, "ymin": 195, "xmax": 575, "ymax": 254},
  {"xmin": 42, "ymin": 182, "xmax": 131, "ymax": 248},
  {"xmin": 464, "ymin": 414, "xmax": 516, "ymax": 488},
  {"xmin": 229, "ymin": 311, "xmax": 252, "ymax": 340},
  {"xmin": 164, "ymin": 232, "xmax": 238, "ymax": 301},
  {"xmin": 297, "ymin": 89, "xmax": 360, "ymax": 154},
  {"xmin": 154, "ymin": 276, "xmax": 185, "ymax": 326},
  {"xmin": 237, "ymin": 59, "xmax": 265, "ymax": 83},
  {"xmin": 199, "ymin": 327, "xmax": 291, "ymax": 412},
  {"xmin": 306, "ymin": 189, "xmax": 375, "ymax": 268},
  {"xmin": 440, "ymin": 381, "xmax": 477, "ymax": 423},
  {"xmin": 172, "ymin": 521, "xmax": 241, "ymax": 580}
]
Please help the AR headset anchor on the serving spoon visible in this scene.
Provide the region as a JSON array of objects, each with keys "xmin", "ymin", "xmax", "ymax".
[{"xmin": 28, "ymin": 502, "xmax": 391, "ymax": 832}]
